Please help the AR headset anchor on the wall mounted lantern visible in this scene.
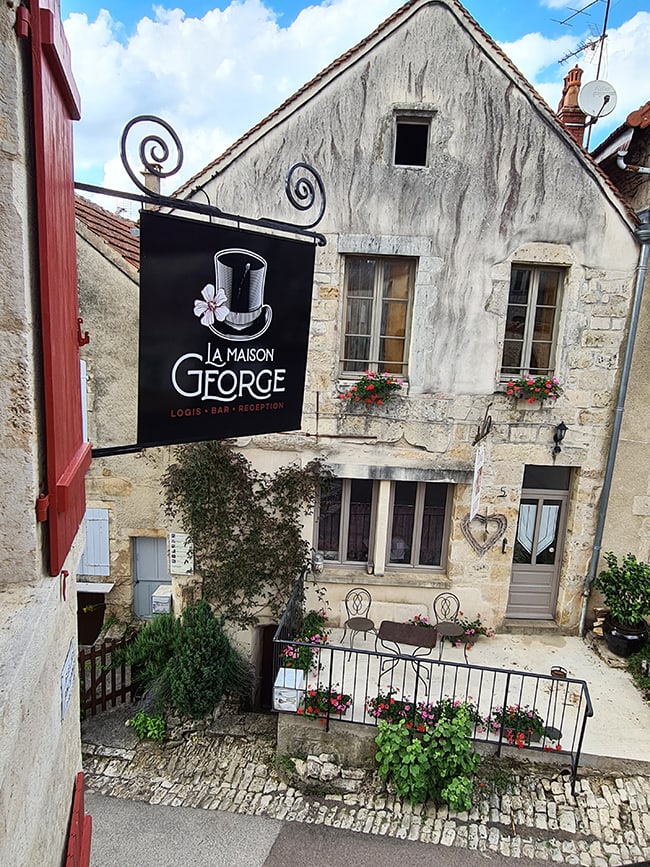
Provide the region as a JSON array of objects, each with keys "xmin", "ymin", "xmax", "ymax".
[
  {"xmin": 311, "ymin": 551, "xmax": 324, "ymax": 573},
  {"xmin": 552, "ymin": 421, "xmax": 567, "ymax": 460}
]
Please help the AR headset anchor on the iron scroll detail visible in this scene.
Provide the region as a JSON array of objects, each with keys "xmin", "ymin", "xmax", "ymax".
[
  {"xmin": 285, "ymin": 162, "xmax": 326, "ymax": 228},
  {"xmin": 109, "ymin": 114, "xmax": 327, "ymax": 240},
  {"xmin": 120, "ymin": 115, "xmax": 183, "ymax": 198}
]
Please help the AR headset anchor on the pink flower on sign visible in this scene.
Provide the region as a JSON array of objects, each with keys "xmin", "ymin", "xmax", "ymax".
[{"xmin": 193, "ymin": 283, "xmax": 229, "ymax": 327}]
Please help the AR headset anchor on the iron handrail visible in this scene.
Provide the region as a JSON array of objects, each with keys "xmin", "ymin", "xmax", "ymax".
[{"xmin": 274, "ymin": 621, "xmax": 593, "ymax": 793}]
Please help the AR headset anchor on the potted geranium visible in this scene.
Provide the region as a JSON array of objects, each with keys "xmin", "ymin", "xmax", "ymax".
[
  {"xmin": 297, "ymin": 683, "xmax": 352, "ymax": 719},
  {"xmin": 592, "ymin": 552, "xmax": 650, "ymax": 657},
  {"xmin": 340, "ymin": 371, "xmax": 403, "ymax": 407},
  {"xmin": 506, "ymin": 375, "xmax": 562, "ymax": 404},
  {"xmin": 280, "ymin": 609, "xmax": 330, "ymax": 672},
  {"xmin": 457, "ymin": 612, "xmax": 494, "ymax": 644},
  {"xmin": 365, "ymin": 687, "xmax": 415, "ymax": 725},
  {"xmin": 489, "ymin": 704, "xmax": 546, "ymax": 747}
]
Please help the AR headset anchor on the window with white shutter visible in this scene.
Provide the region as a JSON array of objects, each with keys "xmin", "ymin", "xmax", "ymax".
[{"xmin": 78, "ymin": 509, "xmax": 110, "ymax": 576}]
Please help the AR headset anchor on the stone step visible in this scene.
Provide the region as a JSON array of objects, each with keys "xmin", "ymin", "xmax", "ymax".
[{"xmin": 499, "ymin": 619, "xmax": 570, "ymax": 635}]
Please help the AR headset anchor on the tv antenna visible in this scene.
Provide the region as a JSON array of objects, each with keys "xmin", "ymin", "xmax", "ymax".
[{"xmin": 555, "ymin": 0, "xmax": 614, "ymax": 149}]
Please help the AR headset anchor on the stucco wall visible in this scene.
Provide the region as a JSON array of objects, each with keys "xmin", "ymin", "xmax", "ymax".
[
  {"xmin": 0, "ymin": 8, "xmax": 82, "ymax": 865},
  {"xmin": 79, "ymin": 1, "xmax": 641, "ymax": 637},
  {"xmin": 77, "ymin": 229, "xmax": 180, "ymax": 619},
  {"xmin": 187, "ymin": 1, "xmax": 639, "ymax": 631},
  {"xmin": 599, "ymin": 128, "xmax": 650, "ymax": 580}
]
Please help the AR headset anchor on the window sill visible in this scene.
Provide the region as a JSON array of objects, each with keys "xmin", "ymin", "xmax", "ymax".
[{"xmin": 316, "ymin": 566, "xmax": 450, "ymax": 590}]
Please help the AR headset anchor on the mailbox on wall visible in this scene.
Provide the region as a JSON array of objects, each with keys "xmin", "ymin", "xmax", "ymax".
[
  {"xmin": 273, "ymin": 668, "xmax": 305, "ymax": 712},
  {"xmin": 152, "ymin": 584, "xmax": 173, "ymax": 614}
]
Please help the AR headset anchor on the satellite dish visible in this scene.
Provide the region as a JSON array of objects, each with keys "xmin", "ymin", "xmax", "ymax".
[{"xmin": 578, "ymin": 80, "xmax": 617, "ymax": 119}]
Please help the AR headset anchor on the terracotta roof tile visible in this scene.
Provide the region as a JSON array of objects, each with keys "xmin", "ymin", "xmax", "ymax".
[
  {"xmin": 627, "ymin": 101, "xmax": 650, "ymax": 130},
  {"xmin": 75, "ymin": 196, "xmax": 140, "ymax": 270}
]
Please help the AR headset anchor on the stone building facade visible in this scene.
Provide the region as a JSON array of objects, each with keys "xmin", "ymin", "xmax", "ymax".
[
  {"xmin": 175, "ymin": 0, "xmax": 640, "ymax": 634},
  {"xmin": 78, "ymin": 0, "xmax": 643, "ymax": 662},
  {"xmin": 593, "ymin": 103, "xmax": 650, "ymax": 576}
]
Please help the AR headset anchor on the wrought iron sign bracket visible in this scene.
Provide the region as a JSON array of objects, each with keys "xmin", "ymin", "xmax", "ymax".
[{"xmin": 74, "ymin": 115, "xmax": 327, "ymax": 246}]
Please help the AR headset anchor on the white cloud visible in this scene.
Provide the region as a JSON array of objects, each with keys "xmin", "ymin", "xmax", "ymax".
[
  {"xmin": 65, "ymin": 0, "xmax": 398, "ymax": 195},
  {"xmin": 66, "ymin": 1, "xmax": 650, "ymax": 204},
  {"xmin": 540, "ymin": 0, "xmax": 573, "ymax": 9},
  {"xmin": 499, "ymin": 12, "xmax": 650, "ymax": 146},
  {"xmin": 498, "ymin": 31, "xmax": 577, "ymax": 81}
]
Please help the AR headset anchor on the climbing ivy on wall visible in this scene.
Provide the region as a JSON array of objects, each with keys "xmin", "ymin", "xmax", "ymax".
[{"xmin": 162, "ymin": 440, "xmax": 328, "ymax": 627}]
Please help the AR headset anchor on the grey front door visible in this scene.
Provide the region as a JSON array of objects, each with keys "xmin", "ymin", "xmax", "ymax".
[
  {"xmin": 133, "ymin": 537, "xmax": 172, "ymax": 618},
  {"xmin": 507, "ymin": 485, "xmax": 569, "ymax": 620}
]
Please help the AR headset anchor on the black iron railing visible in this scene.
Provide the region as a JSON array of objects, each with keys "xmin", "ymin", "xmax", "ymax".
[{"xmin": 273, "ymin": 597, "xmax": 593, "ymax": 793}]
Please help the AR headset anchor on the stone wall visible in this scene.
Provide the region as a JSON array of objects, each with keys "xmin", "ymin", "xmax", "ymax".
[
  {"xmin": 186, "ymin": 1, "xmax": 639, "ymax": 631},
  {"xmin": 599, "ymin": 127, "xmax": 650, "ymax": 584},
  {"xmin": 0, "ymin": 7, "xmax": 83, "ymax": 864}
]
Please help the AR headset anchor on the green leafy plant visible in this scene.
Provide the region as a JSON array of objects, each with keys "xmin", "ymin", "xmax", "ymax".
[
  {"xmin": 375, "ymin": 720, "xmax": 430, "ymax": 804},
  {"xmin": 592, "ymin": 552, "xmax": 650, "ymax": 626},
  {"xmin": 506, "ymin": 375, "xmax": 562, "ymax": 403},
  {"xmin": 340, "ymin": 371, "xmax": 403, "ymax": 407},
  {"xmin": 297, "ymin": 683, "xmax": 352, "ymax": 719},
  {"xmin": 375, "ymin": 706, "xmax": 480, "ymax": 809},
  {"xmin": 130, "ymin": 709, "xmax": 166, "ymax": 741},
  {"xmin": 489, "ymin": 704, "xmax": 546, "ymax": 747},
  {"xmin": 162, "ymin": 441, "xmax": 328, "ymax": 627},
  {"xmin": 426, "ymin": 705, "xmax": 481, "ymax": 809}
]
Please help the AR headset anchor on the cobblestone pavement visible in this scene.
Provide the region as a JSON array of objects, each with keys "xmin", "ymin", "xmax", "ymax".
[{"xmin": 82, "ymin": 710, "xmax": 650, "ymax": 866}]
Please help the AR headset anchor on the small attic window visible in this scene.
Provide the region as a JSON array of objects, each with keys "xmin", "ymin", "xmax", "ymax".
[{"xmin": 394, "ymin": 119, "xmax": 430, "ymax": 167}]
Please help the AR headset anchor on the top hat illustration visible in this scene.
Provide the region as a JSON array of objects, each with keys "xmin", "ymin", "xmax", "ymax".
[{"xmin": 208, "ymin": 248, "xmax": 272, "ymax": 342}]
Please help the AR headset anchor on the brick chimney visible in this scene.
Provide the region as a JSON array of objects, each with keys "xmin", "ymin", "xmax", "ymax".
[
  {"xmin": 557, "ymin": 65, "xmax": 587, "ymax": 147},
  {"xmin": 141, "ymin": 165, "xmax": 162, "ymax": 210}
]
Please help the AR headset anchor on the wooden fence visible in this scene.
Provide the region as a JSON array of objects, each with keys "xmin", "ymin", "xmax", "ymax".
[{"xmin": 78, "ymin": 634, "xmax": 137, "ymax": 718}]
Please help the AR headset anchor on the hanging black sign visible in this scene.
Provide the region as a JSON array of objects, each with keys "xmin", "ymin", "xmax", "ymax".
[{"xmin": 137, "ymin": 211, "xmax": 315, "ymax": 446}]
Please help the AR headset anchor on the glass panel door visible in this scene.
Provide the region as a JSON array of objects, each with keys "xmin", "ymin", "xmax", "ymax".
[{"xmin": 507, "ymin": 488, "xmax": 568, "ymax": 620}]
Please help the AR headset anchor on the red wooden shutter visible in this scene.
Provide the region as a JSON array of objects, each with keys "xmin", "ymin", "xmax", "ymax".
[{"xmin": 20, "ymin": 0, "xmax": 91, "ymax": 575}]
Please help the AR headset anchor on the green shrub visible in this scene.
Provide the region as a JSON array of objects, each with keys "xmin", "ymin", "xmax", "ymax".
[
  {"xmin": 168, "ymin": 601, "xmax": 239, "ymax": 717},
  {"xmin": 123, "ymin": 602, "xmax": 252, "ymax": 719},
  {"xmin": 130, "ymin": 709, "xmax": 166, "ymax": 741},
  {"xmin": 427, "ymin": 705, "xmax": 480, "ymax": 809},
  {"xmin": 123, "ymin": 613, "xmax": 179, "ymax": 703},
  {"xmin": 375, "ymin": 705, "xmax": 480, "ymax": 810}
]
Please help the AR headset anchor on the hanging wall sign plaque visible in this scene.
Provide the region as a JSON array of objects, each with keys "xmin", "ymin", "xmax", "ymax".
[
  {"xmin": 461, "ymin": 513, "xmax": 507, "ymax": 556},
  {"xmin": 137, "ymin": 211, "xmax": 315, "ymax": 447}
]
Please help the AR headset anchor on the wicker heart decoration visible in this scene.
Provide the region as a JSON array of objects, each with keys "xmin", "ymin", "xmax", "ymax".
[{"xmin": 461, "ymin": 513, "xmax": 507, "ymax": 556}]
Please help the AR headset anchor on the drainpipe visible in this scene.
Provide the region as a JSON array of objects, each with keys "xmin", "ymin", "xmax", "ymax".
[
  {"xmin": 579, "ymin": 210, "xmax": 650, "ymax": 636},
  {"xmin": 617, "ymin": 152, "xmax": 650, "ymax": 175}
]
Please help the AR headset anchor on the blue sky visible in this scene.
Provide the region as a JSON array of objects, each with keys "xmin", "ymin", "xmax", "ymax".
[
  {"xmin": 60, "ymin": 0, "xmax": 650, "ymax": 195},
  {"xmin": 60, "ymin": 0, "xmax": 648, "ymax": 42}
]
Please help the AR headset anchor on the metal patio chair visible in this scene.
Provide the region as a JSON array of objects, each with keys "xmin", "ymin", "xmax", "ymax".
[
  {"xmin": 341, "ymin": 588, "xmax": 376, "ymax": 657},
  {"xmin": 432, "ymin": 591, "xmax": 468, "ymax": 663}
]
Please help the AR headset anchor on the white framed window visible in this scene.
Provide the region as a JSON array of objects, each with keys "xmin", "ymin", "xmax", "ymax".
[
  {"xmin": 317, "ymin": 478, "xmax": 376, "ymax": 563},
  {"xmin": 316, "ymin": 479, "xmax": 450, "ymax": 569},
  {"xmin": 501, "ymin": 266, "xmax": 563, "ymax": 379},
  {"xmin": 341, "ymin": 256, "xmax": 414, "ymax": 377},
  {"xmin": 387, "ymin": 481, "xmax": 450, "ymax": 567},
  {"xmin": 78, "ymin": 508, "xmax": 110, "ymax": 576}
]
